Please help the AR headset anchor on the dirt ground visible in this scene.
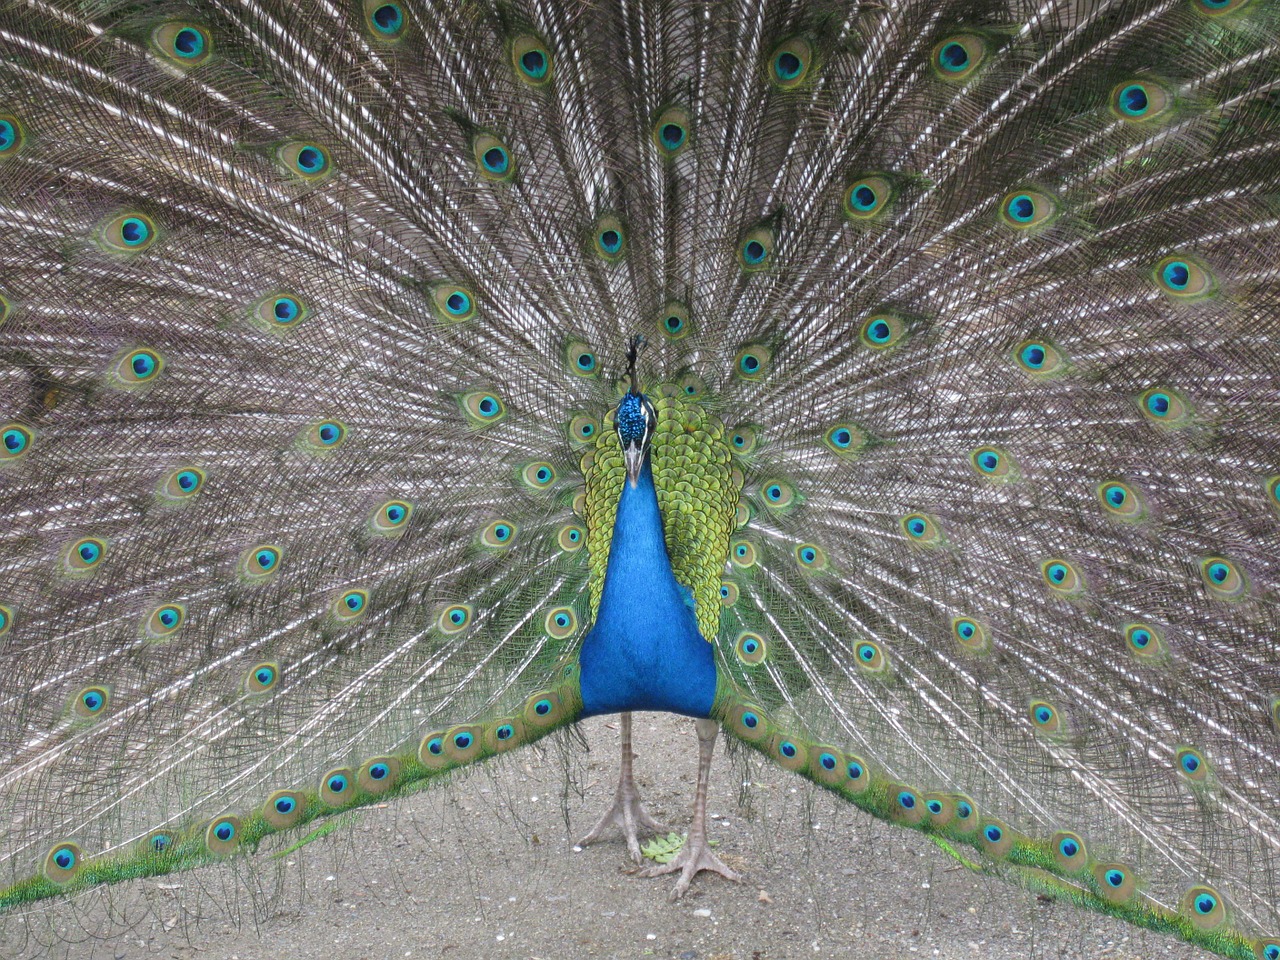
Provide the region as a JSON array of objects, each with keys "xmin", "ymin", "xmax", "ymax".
[{"xmin": 0, "ymin": 713, "xmax": 1210, "ymax": 960}]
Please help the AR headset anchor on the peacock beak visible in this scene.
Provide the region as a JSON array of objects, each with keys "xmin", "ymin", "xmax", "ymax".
[{"xmin": 623, "ymin": 441, "xmax": 645, "ymax": 488}]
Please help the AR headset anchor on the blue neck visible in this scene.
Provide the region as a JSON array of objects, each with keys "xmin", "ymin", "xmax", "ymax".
[{"xmin": 577, "ymin": 461, "xmax": 718, "ymax": 718}]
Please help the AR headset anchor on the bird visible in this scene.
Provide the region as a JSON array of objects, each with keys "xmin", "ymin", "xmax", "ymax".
[{"xmin": 0, "ymin": 0, "xmax": 1277, "ymax": 958}]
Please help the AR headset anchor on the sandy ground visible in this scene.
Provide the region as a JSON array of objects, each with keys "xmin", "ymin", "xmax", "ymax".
[{"xmin": 0, "ymin": 713, "xmax": 1211, "ymax": 960}]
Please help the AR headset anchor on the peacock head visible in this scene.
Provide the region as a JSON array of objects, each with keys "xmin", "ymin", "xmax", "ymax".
[{"xmin": 617, "ymin": 336, "xmax": 656, "ymax": 487}]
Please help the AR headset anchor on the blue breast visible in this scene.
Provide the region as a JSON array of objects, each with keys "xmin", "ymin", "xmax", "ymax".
[{"xmin": 578, "ymin": 461, "xmax": 718, "ymax": 718}]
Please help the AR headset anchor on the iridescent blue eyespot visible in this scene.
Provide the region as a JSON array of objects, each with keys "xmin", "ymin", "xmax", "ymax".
[
  {"xmin": 369, "ymin": 762, "xmax": 390, "ymax": 780},
  {"xmin": 1059, "ymin": 838, "xmax": 1079, "ymax": 858},
  {"xmin": 2, "ymin": 425, "xmax": 31, "ymax": 458},
  {"xmin": 851, "ymin": 185, "xmax": 877, "ymax": 211},
  {"xmin": 926, "ymin": 799, "xmax": 943, "ymax": 814},
  {"xmin": 215, "ymin": 822, "xmax": 235, "ymax": 841},
  {"xmin": 1021, "ymin": 344, "xmax": 1045, "ymax": 368},
  {"xmin": 897, "ymin": 790, "xmax": 916, "ymax": 809},
  {"xmin": 1119, "ymin": 84, "xmax": 1148, "ymax": 115},
  {"xmin": 496, "ymin": 724, "xmax": 514, "ymax": 741},
  {"xmin": 1162, "ymin": 260, "xmax": 1189, "ymax": 290},
  {"xmin": 483, "ymin": 146, "xmax": 508, "ymax": 174},
  {"xmin": 1195, "ymin": 893, "xmax": 1216, "ymax": 914},
  {"xmin": 819, "ymin": 752, "xmax": 837, "ymax": 771},
  {"xmin": 742, "ymin": 240, "xmax": 767, "ymax": 264},
  {"xmin": 82, "ymin": 690, "xmax": 104, "ymax": 712},
  {"xmin": 534, "ymin": 699, "xmax": 552, "ymax": 716},
  {"xmin": 984, "ymin": 825, "xmax": 1002, "ymax": 843},
  {"xmin": 938, "ymin": 41, "xmax": 969, "ymax": 71},
  {"xmin": 370, "ymin": 3, "xmax": 404, "ymax": 35},
  {"xmin": 660, "ymin": 123, "xmax": 686, "ymax": 150},
  {"xmin": 956, "ymin": 801, "xmax": 972, "ymax": 819},
  {"xmin": 779, "ymin": 741, "xmax": 797, "ymax": 758},
  {"xmin": 742, "ymin": 711, "xmax": 759, "ymax": 729},
  {"xmin": 847, "ymin": 761, "xmax": 864, "ymax": 779},
  {"xmin": 453, "ymin": 731, "xmax": 473, "ymax": 750},
  {"xmin": 0, "ymin": 117, "xmax": 20, "ymax": 154},
  {"xmin": 1106, "ymin": 869, "xmax": 1125, "ymax": 887},
  {"xmin": 275, "ymin": 796, "xmax": 295, "ymax": 814},
  {"xmin": 328, "ymin": 775, "xmax": 348, "ymax": 793}
]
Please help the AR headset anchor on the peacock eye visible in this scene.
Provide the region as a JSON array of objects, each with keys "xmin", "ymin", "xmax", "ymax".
[
  {"xmin": 512, "ymin": 35, "xmax": 553, "ymax": 84},
  {"xmin": 152, "ymin": 23, "xmax": 212, "ymax": 66},
  {"xmin": 365, "ymin": 1, "xmax": 406, "ymax": 39}
]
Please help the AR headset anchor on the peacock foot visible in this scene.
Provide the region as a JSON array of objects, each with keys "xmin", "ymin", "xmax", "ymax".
[
  {"xmin": 577, "ymin": 779, "xmax": 671, "ymax": 864},
  {"xmin": 633, "ymin": 831, "xmax": 743, "ymax": 900}
]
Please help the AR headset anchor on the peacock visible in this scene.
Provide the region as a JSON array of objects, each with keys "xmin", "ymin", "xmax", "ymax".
[{"xmin": 0, "ymin": 0, "xmax": 1277, "ymax": 957}]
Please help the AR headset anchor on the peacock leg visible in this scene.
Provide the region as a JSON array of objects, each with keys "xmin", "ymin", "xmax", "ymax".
[
  {"xmin": 577, "ymin": 711, "xmax": 671, "ymax": 863},
  {"xmin": 634, "ymin": 717, "xmax": 742, "ymax": 899}
]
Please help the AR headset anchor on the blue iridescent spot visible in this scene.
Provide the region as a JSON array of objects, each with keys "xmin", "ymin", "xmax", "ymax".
[
  {"xmin": 386, "ymin": 504, "xmax": 405, "ymax": 523},
  {"xmin": 1059, "ymin": 838, "xmax": 1079, "ymax": 858},
  {"xmin": 0, "ymin": 120, "xmax": 15, "ymax": 151},
  {"xmin": 775, "ymin": 51, "xmax": 802, "ymax": 80},
  {"xmin": 742, "ymin": 711, "xmax": 759, "ymax": 729},
  {"xmin": 897, "ymin": 790, "xmax": 916, "ymax": 810},
  {"xmin": 1162, "ymin": 261, "xmax": 1190, "ymax": 290},
  {"xmin": 328, "ymin": 775, "xmax": 348, "ymax": 793},
  {"xmin": 1106, "ymin": 869, "xmax": 1125, "ymax": 887},
  {"xmin": 521, "ymin": 50, "xmax": 547, "ymax": 77},
  {"xmin": 1182, "ymin": 753, "xmax": 1201, "ymax": 774},
  {"xmin": 984, "ymin": 825, "xmax": 1003, "ymax": 843},
  {"xmin": 926, "ymin": 800, "xmax": 943, "ymax": 814},
  {"xmin": 851, "ymin": 185, "xmax": 876, "ymax": 211},
  {"xmin": 454, "ymin": 732, "xmax": 473, "ymax": 749},
  {"xmin": 659, "ymin": 123, "xmax": 686, "ymax": 150},
  {"xmin": 1207, "ymin": 562, "xmax": 1229, "ymax": 584},
  {"xmin": 296, "ymin": 146, "xmax": 326, "ymax": 174},
  {"xmin": 939, "ymin": 42, "xmax": 969, "ymax": 71},
  {"xmin": 1034, "ymin": 705, "xmax": 1054, "ymax": 725},
  {"xmin": 1195, "ymin": 893, "xmax": 1216, "ymax": 914},
  {"xmin": 742, "ymin": 240, "xmax": 767, "ymax": 264},
  {"xmin": 344, "ymin": 593, "xmax": 364, "ymax": 611},
  {"xmin": 318, "ymin": 422, "xmax": 341, "ymax": 445},
  {"xmin": 446, "ymin": 292, "xmax": 470, "ymax": 315},
  {"xmin": 372, "ymin": 3, "xmax": 403, "ymax": 33},
  {"xmin": 78, "ymin": 542, "xmax": 101, "ymax": 564},
  {"xmin": 215, "ymin": 821, "xmax": 235, "ymax": 842},
  {"xmin": 150, "ymin": 835, "xmax": 171, "ymax": 852},
  {"xmin": 857, "ymin": 643, "xmax": 876, "ymax": 662},
  {"xmin": 427, "ymin": 737, "xmax": 443, "ymax": 755},
  {"xmin": 54, "ymin": 848, "xmax": 75, "ymax": 869},
  {"xmin": 255, "ymin": 549, "xmax": 277, "ymax": 570},
  {"xmin": 799, "ymin": 547, "xmax": 817, "ymax": 564},
  {"xmin": 273, "ymin": 297, "xmax": 301, "ymax": 323},
  {"xmin": 599, "ymin": 230, "xmax": 622, "ymax": 254},
  {"xmin": 868, "ymin": 320, "xmax": 891, "ymax": 343},
  {"xmin": 819, "ymin": 753, "xmax": 837, "ymax": 771},
  {"xmin": 847, "ymin": 761, "xmax": 864, "ymax": 780},
  {"xmin": 1119, "ymin": 84, "xmax": 1149, "ymax": 116},
  {"xmin": 496, "ymin": 724, "xmax": 514, "ymax": 741},
  {"xmin": 255, "ymin": 666, "xmax": 275, "ymax": 686},
  {"xmin": 158, "ymin": 608, "xmax": 179, "ymax": 627},
  {"xmin": 370, "ymin": 763, "xmax": 389, "ymax": 780},
  {"xmin": 121, "ymin": 218, "xmax": 150, "ymax": 246},
  {"xmin": 1020, "ymin": 344, "xmax": 1046, "ymax": 368},
  {"xmin": 173, "ymin": 28, "xmax": 204, "ymax": 58},
  {"xmin": 1046, "ymin": 563, "xmax": 1067, "ymax": 583},
  {"xmin": 907, "ymin": 518, "xmax": 926, "ymax": 537},
  {"xmin": 3, "ymin": 428, "xmax": 27, "ymax": 454},
  {"xmin": 831, "ymin": 428, "xmax": 852, "ymax": 448},
  {"xmin": 482, "ymin": 147, "xmax": 509, "ymax": 174},
  {"xmin": 534, "ymin": 699, "xmax": 552, "ymax": 716},
  {"xmin": 957, "ymin": 802, "xmax": 972, "ymax": 819},
  {"xmin": 275, "ymin": 797, "xmax": 295, "ymax": 814},
  {"xmin": 779, "ymin": 741, "xmax": 797, "ymax": 758},
  {"xmin": 1007, "ymin": 194, "xmax": 1034, "ymax": 222},
  {"xmin": 177, "ymin": 470, "xmax": 200, "ymax": 491}
]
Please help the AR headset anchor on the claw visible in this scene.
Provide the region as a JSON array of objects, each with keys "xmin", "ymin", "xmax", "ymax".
[
  {"xmin": 633, "ymin": 833, "xmax": 743, "ymax": 899},
  {"xmin": 577, "ymin": 713, "xmax": 669, "ymax": 863}
]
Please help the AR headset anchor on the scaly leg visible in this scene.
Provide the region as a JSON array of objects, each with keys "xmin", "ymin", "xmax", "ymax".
[
  {"xmin": 634, "ymin": 717, "xmax": 743, "ymax": 899},
  {"xmin": 577, "ymin": 712, "xmax": 671, "ymax": 864}
]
